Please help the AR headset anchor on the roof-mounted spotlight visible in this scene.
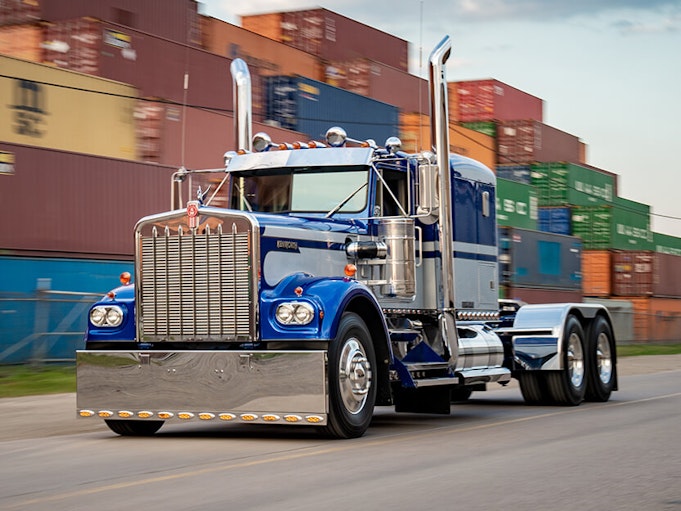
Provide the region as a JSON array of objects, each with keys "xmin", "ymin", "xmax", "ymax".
[
  {"xmin": 252, "ymin": 132, "xmax": 273, "ymax": 152},
  {"xmin": 326, "ymin": 126, "xmax": 347, "ymax": 147},
  {"xmin": 385, "ymin": 137, "xmax": 402, "ymax": 154}
]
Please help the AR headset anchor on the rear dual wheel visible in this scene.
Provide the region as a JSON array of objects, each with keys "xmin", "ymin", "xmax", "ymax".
[{"xmin": 585, "ymin": 316, "xmax": 616, "ymax": 402}]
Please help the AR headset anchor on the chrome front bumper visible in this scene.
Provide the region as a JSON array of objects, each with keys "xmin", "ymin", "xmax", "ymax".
[{"xmin": 76, "ymin": 350, "xmax": 328, "ymax": 425}]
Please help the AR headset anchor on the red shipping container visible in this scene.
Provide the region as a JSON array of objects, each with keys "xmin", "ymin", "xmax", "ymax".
[
  {"xmin": 653, "ymin": 252, "xmax": 681, "ymax": 298},
  {"xmin": 242, "ymin": 8, "xmax": 409, "ymax": 72},
  {"xmin": 455, "ymin": 79, "xmax": 543, "ymax": 123},
  {"xmin": 37, "ymin": 0, "xmax": 200, "ymax": 45},
  {"xmin": 324, "ymin": 58, "xmax": 428, "ymax": 114},
  {"xmin": 0, "ymin": 142, "xmax": 177, "ymax": 258},
  {"xmin": 504, "ymin": 287, "xmax": 583, "ymax": 304},
  {"xmin": 611, "ymin": 250, "xmax": 654, "ymax": 297},
  {"xmin": 135, "ymin": 100, "xmax": 309, "ymax": 169},
  {"xmin": 42, "ymin": 17, "xmax": 233, "ymax": 113},
  {"xmin": 0, "ymin": 0, "xmax": 40, "ymax": 27},
  {"xmin": 496, "ymin": 120, "xmax": 582, "ymax": 165}
]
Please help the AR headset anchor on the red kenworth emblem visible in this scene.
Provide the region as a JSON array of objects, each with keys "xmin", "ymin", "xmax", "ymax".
[{"xmin": 187, "ymin": 201, "xmax": 199, "ymax": 229}]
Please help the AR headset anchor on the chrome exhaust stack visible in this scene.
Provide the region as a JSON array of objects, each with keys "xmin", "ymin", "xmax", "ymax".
[
  {"xmin": 428, "ymin": 36, "xmax": 459, "ymax": 365},
  {"xmin": 230, "ymin": 58, "xmax": 252, "ymax": 152}
]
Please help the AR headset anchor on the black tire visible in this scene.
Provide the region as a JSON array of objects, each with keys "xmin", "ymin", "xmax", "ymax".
[
  {"xmin": 518, "ymin": 372, "xmax": 550, "ymax": 405},
  {"xmin": 585, "ymin": 316, "xmax": 617, "ymax": 402},
  {"xmin": 545, "ymin": 315, "xmax": 587, "ymax": 406},
  {"xmin": 105, "ymin": 420, "xmax": 164, "ymax": 436},
  {"xmin": 322, "ymin": 312, "xmax": 376, "ymax": 439}
]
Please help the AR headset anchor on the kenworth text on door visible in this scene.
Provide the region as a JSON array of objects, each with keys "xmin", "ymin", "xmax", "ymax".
[{"xmin": 77, "ymin": 36, "xmax": 617, "ymax": 438}]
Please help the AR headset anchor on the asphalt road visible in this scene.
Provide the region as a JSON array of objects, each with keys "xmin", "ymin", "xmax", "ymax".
[{"xmin": 1, "ymin": 355, "xmax": 680, "ymax": 511}]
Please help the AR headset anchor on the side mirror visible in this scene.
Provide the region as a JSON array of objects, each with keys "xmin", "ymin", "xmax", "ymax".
[{"xmin": 416, "ymin": 163, "xmax": 439, "ymax": 224}]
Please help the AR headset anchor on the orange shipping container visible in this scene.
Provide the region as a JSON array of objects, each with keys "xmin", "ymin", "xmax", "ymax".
[
  {"xmin": 582, "ymin": 250, "xmax": 612, "ymax": 297},
  {"xmin": 447, "ymin": 82, "xmax": 460, "ymax": 123},
  {"xmin": 619, "ymin": 297, "xmax": 681, "ymax": 342},
  {"xmin": 451, "ymin": 124, "xmax": 496, "ymax": 170},
  {"xmin": 240, "ymin": 13, "xmax": 282, "ymax": 42},
  {"xmin": 200, "ymin": 16, "xmax": 322, "ymax": 80},
  {"xmin": 399, "ymin": 112, "xmax": 430, "ymax": 153},
  {"xmin": 0, "ymin": 24, "xmax": 43, "ymax": 62}
]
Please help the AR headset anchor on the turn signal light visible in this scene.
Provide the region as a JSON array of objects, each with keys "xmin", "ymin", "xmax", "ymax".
[{"xmin": 344, "ymin": 264, "xmax": 357, "ymax": 277}]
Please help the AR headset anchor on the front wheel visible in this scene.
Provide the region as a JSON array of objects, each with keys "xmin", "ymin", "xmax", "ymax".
[
  {"xmin": 322, "ymin": 312, "xmax": 376, "ymax": 439},
  {"xmin": 585, "ymin": 316, "xmax": 616, "ymax": 402},
  {"xmin": 546, "ymin": 315, "xmax": 587, "ymax": 406},
  {"xmin": 105, "ymin": 420, "xmax": 164, "ymax": 436}
]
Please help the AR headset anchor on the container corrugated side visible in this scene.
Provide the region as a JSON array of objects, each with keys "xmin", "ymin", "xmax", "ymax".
[
  {"xmin": 455, "ymin": 79, "xmax": 543, "ymax": 123},
  {"xmin": 571, "ymin": 201, "xmax": 653, "ymax": 251},
  {"xmin": 496, "ymin": 120, "xmax": 581, "ymax": 165},
  {"xmin": 244, "ymin": 9, "xmax": 408, "ymax": 72},
  {"xmin": 617, "ymin": 297, "xmax": 681, "ymax": 342},
  {"xmin": 495, "ymin": 164, "xmax": 531, "ymax": 184},
  {"xmin": 538, "ymin": 207, "xmax": 572, "ymax": 235},
  {"xmin": 201, "ymin": 15, "xmax": 322, "ymax": 81},
  {"xmin": 266, "ymin": 75, "xmax": 398, "ymax": 143},
  {"xmin": 1, "ymin": 54, "xmax": 137, "ymax": 160},
  {"xmin": 653, "ymin": 232, "xmax": 681, "ymax": 256},
  {"xmin": 582, "ymin": 250, "xmax": 612, "ymax": 297},
  {"xmin": 0, "ymin": 23, "xmax": 43, "ymax": 62},
  {"xmin": 498, "ymin": 227, "xmax": 582, "ymax": 291},
  {"xmin": 399, "ymin": 112, "xmax": 430, "ymax": 153},
  {"xmin": 653, "ymin": 253, "xmax": 681, "ymax": 298},
  {"xmin": 42, "ymin": 18, "xmax": 232, "ymax": 113},
  {"xmin": 450, "ymin": 124, "xmax": 496, "ymax": 170},
  {"xmin": 0, "ymin": 142, "xmax": 177, "ymax": 258},
  {"xmin": 324, "ymin": 58, "xmax": 428, "ymax": 114},
  {"xmin": 611, "ymin": 250, "xmax": 654, "ymax": 297},
  {"xmin": 496, "ymin": 178, "xmax": 538, "ymax": 230},
  {"xmin": 38, "ymin": 0, "xmax": 201, "ymax": 45},
  {"xmin": 503, "ymin": 287, "xmax": 583, "ymax": 304},
  {"xmin": 530, "ymin": 162, "xmax": 615, "ymax": 207}
]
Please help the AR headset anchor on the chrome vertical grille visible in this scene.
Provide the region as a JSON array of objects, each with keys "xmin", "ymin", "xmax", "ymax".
[{"xmin": 137, "ymin": 214, "xmax": 257, "ymax": 343}]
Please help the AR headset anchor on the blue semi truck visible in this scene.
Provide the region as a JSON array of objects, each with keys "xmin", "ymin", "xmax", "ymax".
[{"xmin": 77, "ymin": 36, "xmax": 617, "ymax": 438}]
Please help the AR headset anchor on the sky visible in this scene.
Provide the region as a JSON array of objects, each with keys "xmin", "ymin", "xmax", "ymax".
[{"xmin": 199, "ymin": 0, "xmax": 681, "ymax": 237}]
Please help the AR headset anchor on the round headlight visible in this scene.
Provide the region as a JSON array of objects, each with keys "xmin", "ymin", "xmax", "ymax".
[
  {"xmin": 105, "ymin": 307, "xmax": 123, "ymax": 327},
  {"xmin": 293, "ymin": 303, "xmax": 314, "ymax": 324},
  {"xmin": 90, "ymin": 307, "xmax": 106, "ymax": 326},
  {"xmin": 276, "ymin": 303, "xmax": 295, "ymax": 324}
]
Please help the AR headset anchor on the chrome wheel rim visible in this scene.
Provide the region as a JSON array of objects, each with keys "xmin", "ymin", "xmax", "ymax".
[
  {"xmin": 596, "ymin": 332, "xmax": 613, "ymax": 384},
  {"xmin": 338, "ymin": 338, "xmax": 372, "ymax": 414},
  {"xmin": 567, "ymin": 332, "xmax": 585, "ymax": 388}
]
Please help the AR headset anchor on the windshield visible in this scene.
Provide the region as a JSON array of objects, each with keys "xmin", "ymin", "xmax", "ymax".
[{"xmin": 229, "ymin": 166, "xmax": 369, "ymax": 214}]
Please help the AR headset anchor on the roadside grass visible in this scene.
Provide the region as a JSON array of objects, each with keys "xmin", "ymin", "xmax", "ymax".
[
  {"xmin": 0, "ymin": 365, "xmax": 76, "ymax": 398},
  {"xmin": 1, "ymin": 344, "xmax": 680, "ymax": 398}
]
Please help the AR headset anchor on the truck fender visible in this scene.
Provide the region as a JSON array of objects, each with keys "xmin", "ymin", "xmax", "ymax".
[
  {"xmin": 500, "ymin": 303, "xmax": 615, "ymax": 373},
  {"xmin": 260, "ymin": 273, "xmax": 392, "ymax": 404}
]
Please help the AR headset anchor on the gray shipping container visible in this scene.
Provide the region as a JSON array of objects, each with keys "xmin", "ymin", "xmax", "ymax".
[{"xmin": 499, "ymin": 227, "xmax": 583, "ymax": 290}]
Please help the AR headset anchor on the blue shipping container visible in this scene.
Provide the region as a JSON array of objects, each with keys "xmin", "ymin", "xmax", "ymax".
[
  {"xmin": 496, "ymin": 164, "xmax": 532, "ymax": 184},
  {"xmin": 265, "ymin": 76, "xmax": 399, "ymax": 144},
  {"xmin": 0, "ymin": 256, "xmax": 132, "ymax": 363},
  {"xmin": 538, "ymin": 207, "xmax": 572, "ymax": 235}
]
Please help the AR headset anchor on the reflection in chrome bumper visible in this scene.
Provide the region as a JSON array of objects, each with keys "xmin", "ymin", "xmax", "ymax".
[{"xmin": 76, "ymin": 350, "xmax": 328, "ymax": 425}]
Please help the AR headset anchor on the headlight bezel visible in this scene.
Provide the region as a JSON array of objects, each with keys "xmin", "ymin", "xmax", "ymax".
[
  {"xmin": 89, "ymin": 305, "xmax": 125, "ymax": 328},
  {"xmin": 275, "ymin": 301, "xmax": 315, "ymax": 326}
]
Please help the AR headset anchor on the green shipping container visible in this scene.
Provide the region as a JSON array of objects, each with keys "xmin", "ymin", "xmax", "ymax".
[
  {"xmin": 496, "ymin": 177, "xmax": 538, "ymax": 229},
  {"xmin": 461, "ymin": 121, "xmax": 496, "ymax": 138},
  {"xmin": 571, "ymin": 197, "xmax": 653, "ymax": 250},
  {"xmin": 531, "ymin": 162, "xmax": 615, "ymax": 207},
  {"xmin": 654, "ymin": 232, "xmax": 681, "ymax": 256}
]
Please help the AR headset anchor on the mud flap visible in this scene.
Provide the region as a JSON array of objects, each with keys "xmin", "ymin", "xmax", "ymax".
[{"xmin": 392, "ymin": 385, "xmax": 451, "ymax": 414}]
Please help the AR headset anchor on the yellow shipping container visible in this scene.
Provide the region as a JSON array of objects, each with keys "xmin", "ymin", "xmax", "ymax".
[{"xmin": 1, "ymin": 55, "xmax": 137, "ymax": 160}]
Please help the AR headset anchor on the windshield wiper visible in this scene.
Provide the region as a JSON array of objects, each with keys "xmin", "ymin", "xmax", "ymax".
[{"xmin": 325, "ymin": 182, "xmax": 368, "ymax": 218}]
